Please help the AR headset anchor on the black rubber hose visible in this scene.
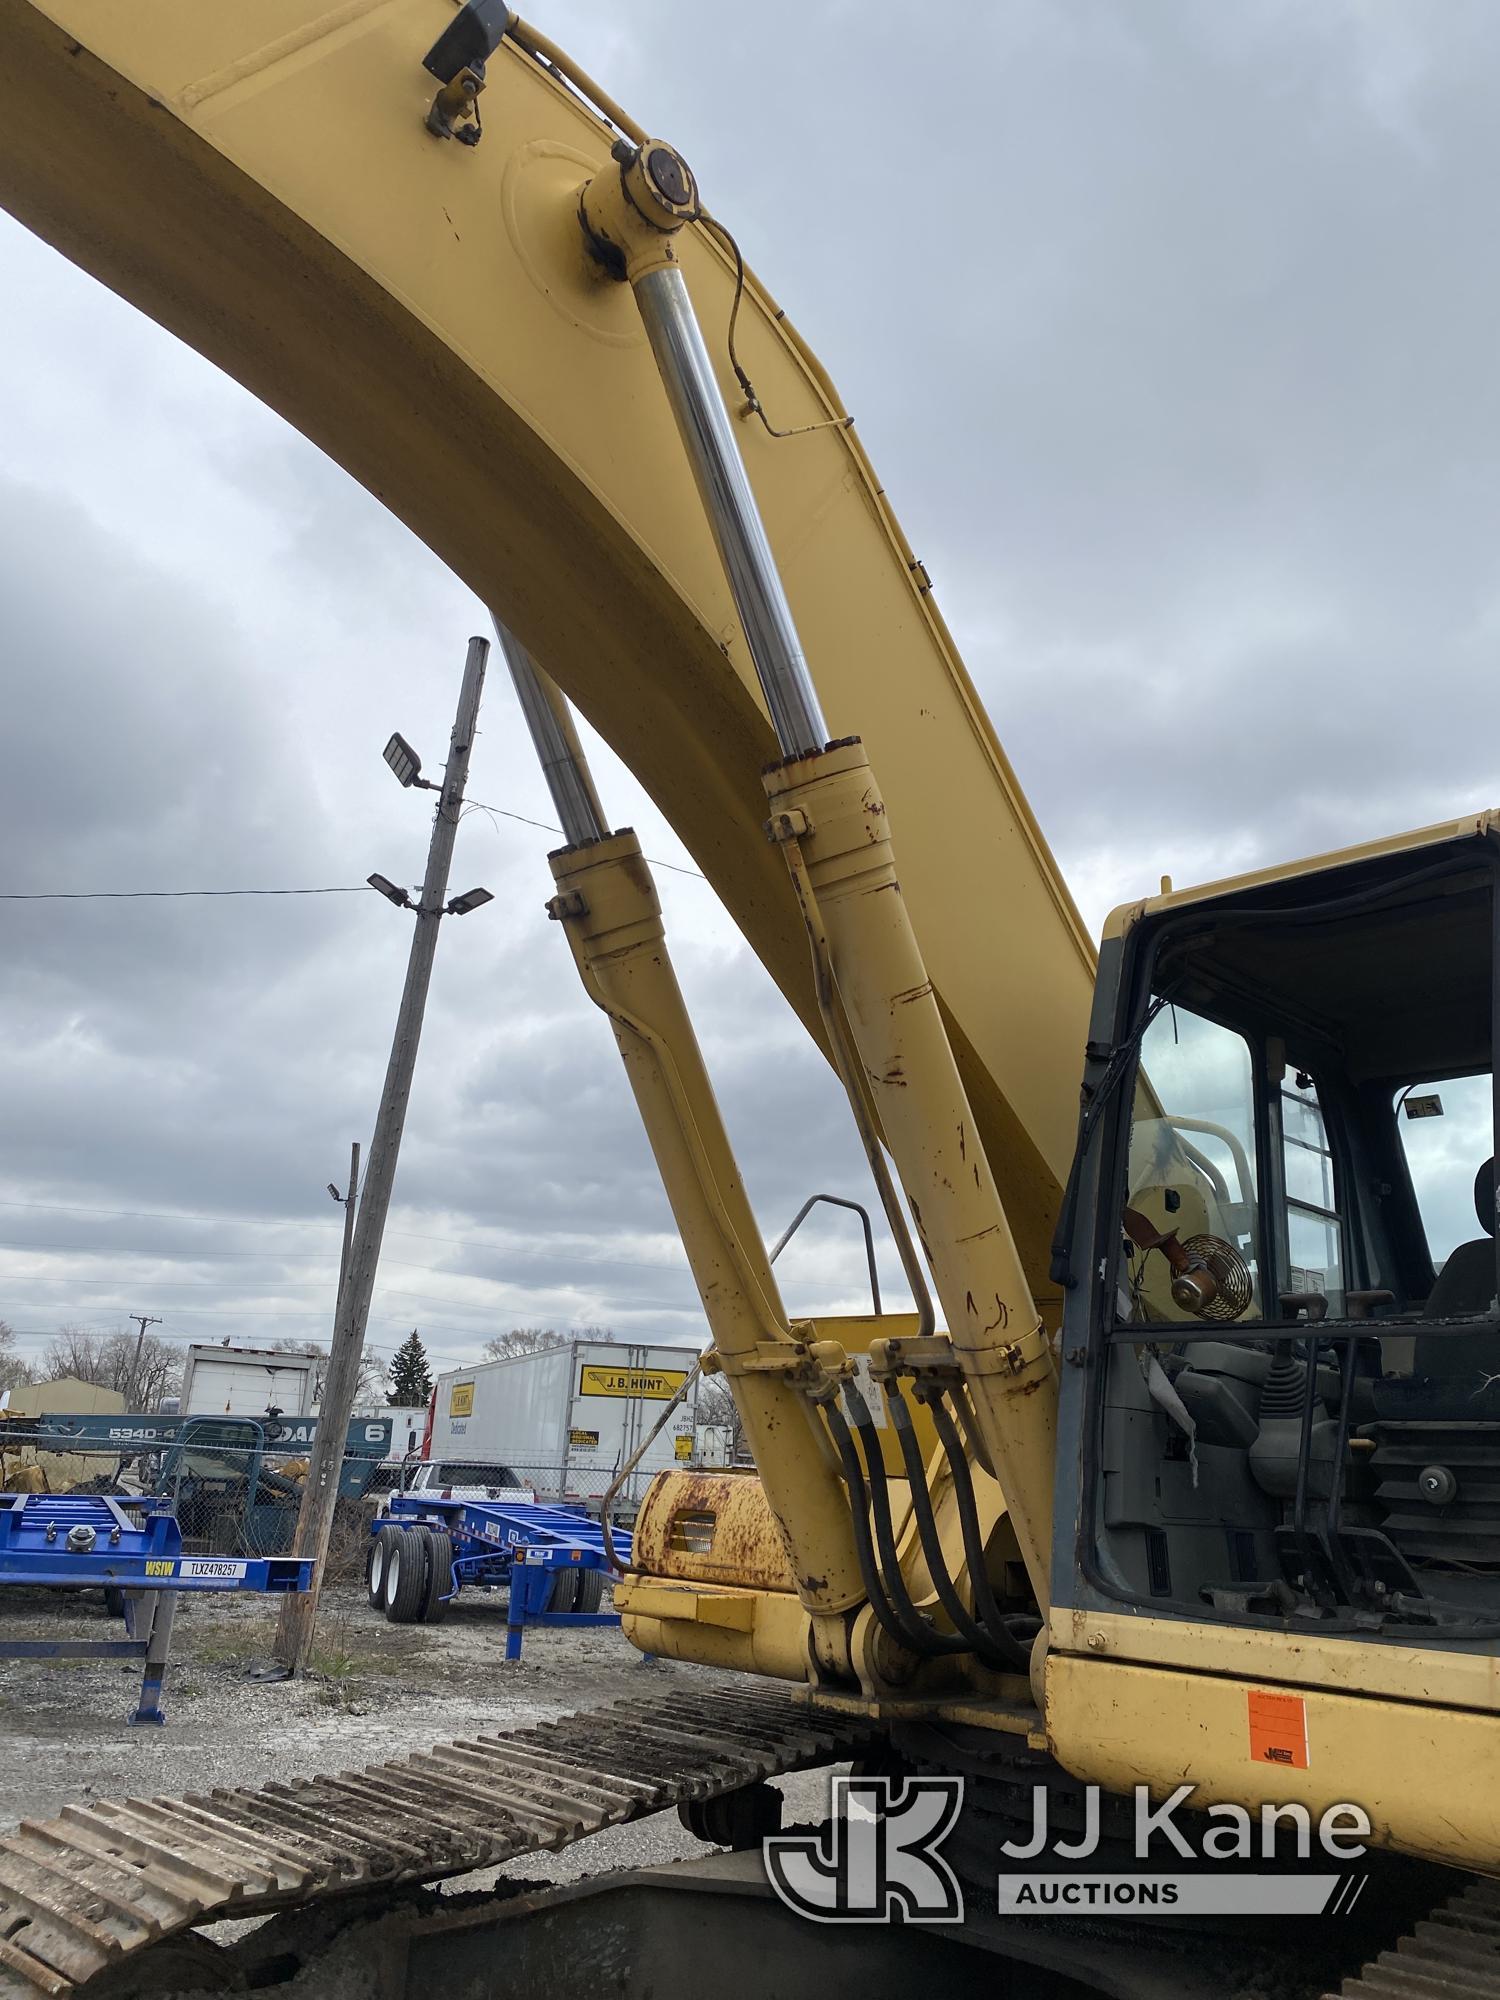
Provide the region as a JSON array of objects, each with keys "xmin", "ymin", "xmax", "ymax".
[
  {"xmin": 924, "ymin": 1390, "xmax": 1035, "ymax": 1668},
  {"xmin": 845, "ymin": 1383, "xmax": 968, "ymax": 1659},
  {"xmin": 886, "ymin": 1384, "xmax": 1014, "ymax": 1671},
  {"xmin": 821, "ymin": 1393, "xmax": 928, "ymax": 1657}
]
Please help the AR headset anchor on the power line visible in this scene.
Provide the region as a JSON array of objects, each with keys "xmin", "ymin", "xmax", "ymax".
[
  {"xmin": 0, "ymin": 886, "xmax": 374, "ymax": 901},
  {"xmin": 0, "ymin": 1198, "xmax": 746, "ymax": 1276},
  {"xmin": 0, "ymin": 1228, "xmax": 700, "ymax": 1278},
  {"xmin": 0, "ymin": 816, "xmax": 712, "ymax": 898},
  {"xmin": 462, "ymin": 797, "xmax": 708, "ymax": 881}
]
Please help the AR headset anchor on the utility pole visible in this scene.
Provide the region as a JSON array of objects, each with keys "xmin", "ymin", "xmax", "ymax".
[
  {"xmin": 329, "ymin": 1142, "xmax": 361, "ymax": 1306},
  {"xmin": 122, "ymin": 1315, "xmax": 161, "ymax": 1411},
  {"xmin": 274, "ymin": 636, "xmax": 490, "ymax": 1672}
]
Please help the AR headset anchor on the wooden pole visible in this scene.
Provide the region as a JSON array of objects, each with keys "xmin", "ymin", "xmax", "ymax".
[{"xmin": 273, "ymin": 636, "xmax": 489, "ymax": 1672}]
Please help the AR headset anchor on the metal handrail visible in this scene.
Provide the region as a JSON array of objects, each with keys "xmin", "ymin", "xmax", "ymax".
[{"xmin": 768, "ymin": 1194, "xmax": 882, "ymax": 1317}]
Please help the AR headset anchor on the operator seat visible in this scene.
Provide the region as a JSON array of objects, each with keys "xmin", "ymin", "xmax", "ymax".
[
  {"xmin": 1423, "ymin": 1160, "xmax": 1497, "ymax": 1319},
  {"xmin": 1413, "ymin": 1160, "xmax": 1497, "ymax": 1394}
]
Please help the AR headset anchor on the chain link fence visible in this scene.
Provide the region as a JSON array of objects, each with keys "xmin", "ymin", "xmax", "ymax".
[
  {"xmin": 0, "ymin": 1426, "xmax": 374, "ymax": 1577},
  {"xmin": 0, "ymin": 1429, "xmax": 679, "ymax": 1573}
]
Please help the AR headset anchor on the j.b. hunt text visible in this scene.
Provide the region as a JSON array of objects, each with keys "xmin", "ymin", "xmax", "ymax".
[{"xmin": 1002, "ymin": 1784, "xmax": 1371, "ymax": 1861}]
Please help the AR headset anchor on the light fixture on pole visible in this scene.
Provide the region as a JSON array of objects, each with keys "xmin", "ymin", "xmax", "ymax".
[
  {"xmin": 367, "ymin": 873, "xmax": 412, "ymax": 908},
  {"xmin": 445, "ymin": 886, "xmax": 494, "ymax": 916},
  {"xmin": 382, "ymin": 732, "xmax": 440, "ymax": 790}
]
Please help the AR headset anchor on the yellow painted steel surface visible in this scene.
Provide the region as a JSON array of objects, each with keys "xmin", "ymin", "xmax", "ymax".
[
  {"xmin": 1047, "ymin": 1650, "xmax": 1500, "ymax": 1875},
  {"xmin": 1103, "ymin": 808, "xmax": 1500, "ymax": 942},
  {"xmin": 1057, "ymin": 1608, "xmax": 1500, "ymax": 1718},
  {"xmin": 0, "ymin": 0, "xmax": 1093, "ymax": 1303}
]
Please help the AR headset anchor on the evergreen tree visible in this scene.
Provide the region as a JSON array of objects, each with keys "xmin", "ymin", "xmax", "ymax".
[{"xmin": 388, "ymin": 1329, "xmax": 434, "ymax": 1407}]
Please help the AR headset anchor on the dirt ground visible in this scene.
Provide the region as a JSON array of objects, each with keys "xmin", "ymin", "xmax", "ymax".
[{"xmin": 0, "ymin": 1581, "xmax": 834, "ymax": 1891}]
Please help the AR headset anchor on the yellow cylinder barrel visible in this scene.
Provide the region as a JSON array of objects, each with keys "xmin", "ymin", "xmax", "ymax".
[{"xmin": 764, "ymin": 741, "xmax": 1059, "ymax": 1611}]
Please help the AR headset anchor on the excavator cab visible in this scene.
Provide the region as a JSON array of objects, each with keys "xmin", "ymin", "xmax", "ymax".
[{"xmin": 1055, "ymin": 818, "xmax": 1499, "ymax": 1648}]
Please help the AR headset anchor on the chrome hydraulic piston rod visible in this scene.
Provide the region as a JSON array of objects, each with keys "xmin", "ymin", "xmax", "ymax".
[
  {"xmin": 631, "ymin": 264, "xmax": 828, "ymax": 758},
  {"xmin": 491, "ymin": 616, "xmax": 608, "ymax": 847},
  {"xmin": 578, "ymin": 144, "xmax": 826, "ymax": 759},
  {"xmin": 576, "ymin": 140, "xmax": 1060, "ymax": 1613}
]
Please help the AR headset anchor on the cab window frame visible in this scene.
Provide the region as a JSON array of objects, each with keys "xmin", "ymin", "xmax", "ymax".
[{"xmin": 1099, "ymin": 855, "xmax": 1498, "ymax": 1342}]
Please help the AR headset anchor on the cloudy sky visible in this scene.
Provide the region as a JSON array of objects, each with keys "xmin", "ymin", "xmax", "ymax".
[{"xmin": 1, "ymin": 1, "xmax": 1495, "ymax": 1391}]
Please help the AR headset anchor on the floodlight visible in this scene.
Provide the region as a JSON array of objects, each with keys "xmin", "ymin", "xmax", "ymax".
[
  {"xmin": 383, "ymin": 732, "xmax": 424, "ymax": 787},
  {"xmin": 368, "ymin": 873, "xmax": 413, "ymax": 908},
  {"xmin": 446, "ymin": 886, "xmax": 494, "ymax": 916}
]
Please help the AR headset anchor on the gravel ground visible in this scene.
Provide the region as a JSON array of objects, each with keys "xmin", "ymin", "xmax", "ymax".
[{"xmin": 0, "ymin": 1581, "xmax": 837, "ymax": 1892}]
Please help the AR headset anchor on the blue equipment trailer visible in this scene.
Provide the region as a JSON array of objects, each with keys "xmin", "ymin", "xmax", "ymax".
[
  {"xmin": 369, "ymin": 1493, "xmax": 628, "ymax": 1659},
  {"xmin": 0, "ymin": 1491, "xmax": 311, "ymax": 1722}
]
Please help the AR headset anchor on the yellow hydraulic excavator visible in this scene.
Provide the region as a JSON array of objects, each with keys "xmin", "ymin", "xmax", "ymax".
[{"xmin": 0, "ymin": 4, "xmax": 1496, "ymax": 1996}]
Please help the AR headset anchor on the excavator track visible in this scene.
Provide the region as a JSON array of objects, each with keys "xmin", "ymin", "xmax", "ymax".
[
  {"xmin": 0, "ymin": 1686, "xmax": 873, "ymax": 1996},
  {"xmin": 1323, "ymin": 1874, "xmax": 1500, "ymax": 1998}
]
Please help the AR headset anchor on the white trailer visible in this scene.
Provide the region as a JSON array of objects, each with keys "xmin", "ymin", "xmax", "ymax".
[
  {"xmin": 179, "ymin": 1345, "xmax": 319, "ymax": 1420},
  {"xmin": 426, "ymin": 1341, "xmax": 700, "ymax": 1511}
]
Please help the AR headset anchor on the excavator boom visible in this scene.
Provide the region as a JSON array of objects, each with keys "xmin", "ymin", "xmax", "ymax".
[{"xmin": 0, "ymin": 0, "xmax": 1092, "ymax": 1301}]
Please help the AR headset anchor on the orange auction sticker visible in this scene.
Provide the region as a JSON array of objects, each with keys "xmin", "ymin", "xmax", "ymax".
[{"xmin": 1248, "ymin": 1689, "xmax": 1309, "ymax": 1768}]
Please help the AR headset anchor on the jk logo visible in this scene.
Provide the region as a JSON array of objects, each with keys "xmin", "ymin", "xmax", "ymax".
[{"xmin": 764, "ymin": 1774, "xmax": 965, "ymax": 1924}]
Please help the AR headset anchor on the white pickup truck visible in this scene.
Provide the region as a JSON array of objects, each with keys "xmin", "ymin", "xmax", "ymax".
[{"xmin": 377, "ymin": 1457, "xmax": 537, "ymax": 1513}]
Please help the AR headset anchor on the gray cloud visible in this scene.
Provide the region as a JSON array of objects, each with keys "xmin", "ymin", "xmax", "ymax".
[{"xmin": 0, "ymin": 1, "xmax": 1495, "ymax": 1384}]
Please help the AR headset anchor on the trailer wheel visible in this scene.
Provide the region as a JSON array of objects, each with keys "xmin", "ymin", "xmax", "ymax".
[
  {"xmin": 367, "ymin": 1525, "xmax": 398, "ymax": 1610},
  {"xmin": 384, "ymin": 1528, "xmax": 427, "ymax": 1624},
  {"xmin": 575, "ymin": 1567, "xmax": 606, "ymax": 1614},
  {"xmin": 547, "ymin": 1566, "xmax": 579, "ymax": 1614},
  {"xmin": 103, "ymin": 1587, "xmax": 126, "ymax": 1620},
  {"xmin": 419, "ymin": 1528, "xmax": 453, "ymax": 1625}
]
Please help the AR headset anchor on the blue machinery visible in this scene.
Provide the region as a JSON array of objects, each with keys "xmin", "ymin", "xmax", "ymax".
[
  {"xmin": 373, "ymin": 1493, "xmax": 628, "ymax": 1660},
  {"xmin": 0, "ymin": 1492, "xmax": 311, "ymax": 1723}
]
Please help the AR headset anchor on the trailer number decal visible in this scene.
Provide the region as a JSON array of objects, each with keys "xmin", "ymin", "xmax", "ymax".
[
  {"xmin": 178, "ymin": 1558, "xmax": 248, "ymax": 1580},
  {"xmin": 579, "ymin": 1367, "xmax": 688, "ymax": 1401},
  {"xmin": 449, "ymin": 1382, "xmax": 475, "ymax": 1417}
]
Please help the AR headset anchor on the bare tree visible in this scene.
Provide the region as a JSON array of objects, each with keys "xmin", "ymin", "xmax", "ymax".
[
  {"xmin": 696, "ymin": 1375, "xmax": 749, "ymax": 1462},
  {"xmin": 269, "ymin": 1338, "xmax": 383, "ymax": 1406},
  {"xmin": 0, "ymin": 1320, "xmax": 34, "ymax": 1395},
  {"xmin": 40, "ymin": 1325, "xmax": 180, "ymax": 1408},
  {"xmin": 481, "ymin": 1327, "xmax": 571, "ymax": 1362}
]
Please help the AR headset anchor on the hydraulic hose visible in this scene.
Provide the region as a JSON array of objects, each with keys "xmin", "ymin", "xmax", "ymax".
[
  {"xmin": 886, "ymin": 1384, "xmax": 1018, "ymax": 1673},
  {"xmin": 822, "ymin": 1392, "xmax": 928, "ymax": 1658},
  {"xmin": 924, "ymin": 1389, "xmax": 1036, "ymax": 1666},
  {"xmin": 844, "ymin": 1383, "xmax": 968, "ymax": 1659}
]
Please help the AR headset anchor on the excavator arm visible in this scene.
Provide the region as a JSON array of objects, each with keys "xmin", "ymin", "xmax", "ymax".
[
  {"xmin": 5, "ymin": 16, "xmax": 1500, "ymax": 2000},
  {"xmin": 0, "ymin": 0, "xmax": 1093, "ymax": 1302}
]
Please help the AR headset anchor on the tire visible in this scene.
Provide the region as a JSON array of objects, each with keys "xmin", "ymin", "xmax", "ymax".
[
  {"xmin": 367, "ymin": 1525, "xmax": 399, "ymax": 1610},
  {"xmin": 103, "ymin": 1587, "xmax": 126, "ymax": 1619},
  {"xmin": 419, "ymin": 1528, "xmax": 453, "ymax": 1625},
  {"xmin": 574, "ymin": 1566, "xmax": 606, "ymax": 1614},
  {"xmin": 383, "ymin": 1527, "xmax": 427, "ymax": 1624},
  {"xmin": 547, "ymin": 1566, "xmax": 579, "ymax": 1614}
]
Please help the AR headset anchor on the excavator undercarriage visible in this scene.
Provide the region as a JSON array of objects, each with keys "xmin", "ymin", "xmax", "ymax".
[{"xmin": 0, "ymin": 1684, "xmax": 1492, "ymax": 2000}]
